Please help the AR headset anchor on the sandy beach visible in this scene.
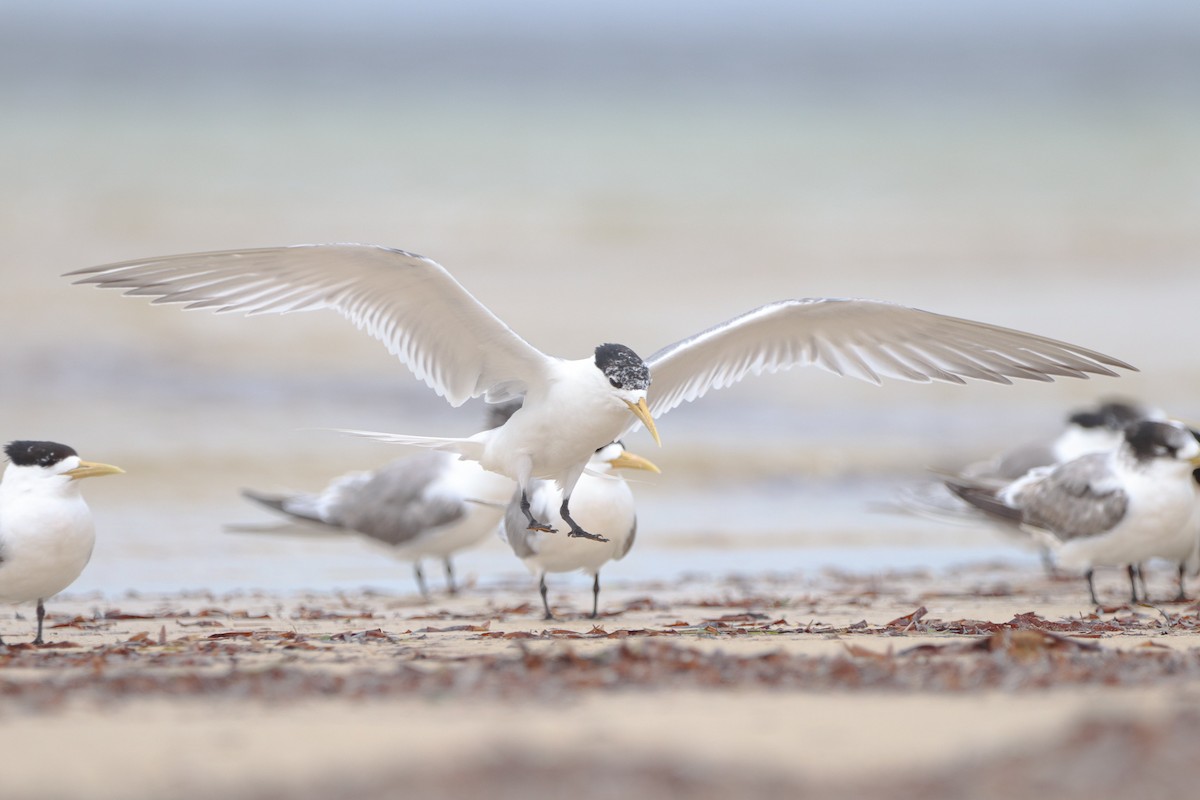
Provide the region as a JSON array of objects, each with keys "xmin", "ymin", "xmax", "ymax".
[{"xmin": 6, "ymin": 561, "xmax": 1200, "ymax": 800}]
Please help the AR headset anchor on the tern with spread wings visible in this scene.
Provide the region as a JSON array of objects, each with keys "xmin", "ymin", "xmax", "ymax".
[{"xmin": 69, "ymin": 243, "xmax": 1133, "ymax": 541}]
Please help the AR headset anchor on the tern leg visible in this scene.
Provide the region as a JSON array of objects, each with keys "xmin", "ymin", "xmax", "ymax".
[
  {"xmin": 33, "ymin": 599, "xmax": 46, "ymax": 645},
  {"xmin": 554, "ymin": 465, "xmax": 606, "ymax": 541},
  {"xmin": 1085, "ymin": 569, "xmax": 1099, "ymax": 606},
  {"xmin": 516, "ymin": 458, "xmax": 555, "ymax": 533},
  {"xmin": 558, "ymin": 497, "xmax": 609, "ymax": 543},
  {"xmin": 413, "ymin": 563, "xmax": 430, "ymax": 598},
  {"xmin": 1176, "ymin": 562, "xmax": 1188, "ymax": 602},
  {"xmin": 444, "ymin": 558, "xmax": 457, "ymax": 595},
  {"xmin": 1126, "ymin": 564, "xmax": 1141, "ymax": 604},
  {"xmin": 539, "ymin": 574, "xmax": 553, "ymax": 620},
  {"xmin": 520, "ymin": 490, "xmax": 556, "ymax": 533},
  {"xmin": 1038, "ymin": 546, "xmax": 1058, "ymax": 578},
  {"xmin": 591, "ymin": 573, "xmax": 601, "ymax": 619}
]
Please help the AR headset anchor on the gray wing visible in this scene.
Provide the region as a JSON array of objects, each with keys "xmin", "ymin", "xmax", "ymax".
[
  {"xmin": 641, "ymin": 299, "xmax": 1133, "ymax": 421},
  {"xmin": 68, "ymin": 244, "xmax": 555, "ymax": 405},
  {"xmin": 499, "ymin": 485, "xmax": 538, "ymax": 559},
  {"xmin": 335, "ymin": 452, "xmax": 467, "ymax": 546},
  {"xmin": 1010, "ymin": 455, "xmax": 1128, "ymax": 539}
]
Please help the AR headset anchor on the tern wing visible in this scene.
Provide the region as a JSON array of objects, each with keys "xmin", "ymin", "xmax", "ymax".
[
  {"xmin": 335, "ymin": 453, "xmax": 468, "ymax": 546},
  {"xmin": 499, "ymin": 486, "xmax": 539, "ymax": 559},
  {"xmin": 67, "ymin": 244, "xmax": 554, "ymax": 405},
  {"xmin": 642, "ymin": 298, "xmax": 1134, "ymax": 420},
  {"xmin": 1006, "ymin": 455, "xmax": 1129, "ymax": 540}
]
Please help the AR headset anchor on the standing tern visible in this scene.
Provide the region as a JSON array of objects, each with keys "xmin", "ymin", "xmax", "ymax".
[
  {"xmin": 68, "ymin": 243, "xmax": 1133, "ymax": 540},
  {"xmin": 236, "ymin": 401, "xmax": 520, "ymax": 596},
  {"xmin": 885, "ymin": 399, "xmax": 1162, "ymax": 573},
  {"xmin": 0, "ymin": 441, "xmax": 123, "ymax": 645},
  {"xmin": 499, "ymin": 441, "xmax": 659, "ymax": 619},
  {"xmin": 947, "ymin": 420, "xmax": 1200, "ymax": 606}
]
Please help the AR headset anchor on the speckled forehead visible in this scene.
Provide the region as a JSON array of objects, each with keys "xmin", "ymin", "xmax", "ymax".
[
  {"xmin": 4, "ymin": 440, "xmax": 79, "ymax": 468},
  {"xmin": 593, "ymin": 343, "xmax": 650, "ymax": 391}
]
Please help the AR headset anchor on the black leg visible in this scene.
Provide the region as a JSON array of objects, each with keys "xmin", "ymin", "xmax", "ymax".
[
  {"xmin": 444, "ymin": 558, "xmax": 457, "ymax": 595},
  {"xmin": 539, "ymin": 575, "xmax": 553, "ymax": 620},
  {"xmin": 559, "ymin": 498, "xmax": 609, "ymax": 543},
  {"xmin": 1086, "ymin": 569, "xmax": 1099, "ymax": 606},
  {"xmin": 521, "ymin": 491, "xmax": 556, "ymax": 533},
  {"xmin": 413, "ymin": 563, "xmax": 429, "ymax": 598},
  {"xmin": 33, "ymin": 599, "xmax": 46, "ymax": 645},
  {"xmin": 1127, "ymin": 564, "xmax": 1140, "ymax": 604},
  {"xmin": 1038, "ymin": 546, "xmax": 1058, "ymax": 577},
  {"xmin": 1176, "ymin": 562, "xmax": 1188, "ymax": 602},
  {"xmin": 591, "ymin": 573, "xmax": 601, "ymax": 619}
]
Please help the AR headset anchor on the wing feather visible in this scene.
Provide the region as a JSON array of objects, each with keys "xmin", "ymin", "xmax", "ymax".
[
  {"xmin": 644, "ymin": 298, "xmax": 1133, "ymax": 418},
  {"xmin": 68, "ymin": 244, "xmax": 554, "ymax": 406}
]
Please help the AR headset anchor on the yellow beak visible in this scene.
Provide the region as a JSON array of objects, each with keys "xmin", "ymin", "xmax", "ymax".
[
  {"xmin": 608, "ymin": 450, "xmax": 662, "ymax": 474},
  {"xmin": 66, "ymin": 460, "xmax": 125, "ymax": 480},
  {"xmin": 624, "ymin": 397, "xmax": 661, "ymax": 447}
]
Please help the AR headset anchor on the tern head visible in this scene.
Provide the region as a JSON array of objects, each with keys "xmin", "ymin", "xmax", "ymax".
[
  {"xmin": 1122, "ymin": 421, "xmax": 1200, "ymax": 466},
  {"xmin": 3, "ymin": 441, "xmax": 124, "ymax": 491},
  {"xmin": 593, "ymin": 441, "xmax": 661, "ymax": 475},
  {"xmin": 594, "ymin": 343, "xmax": 660, "ymax": 446}
]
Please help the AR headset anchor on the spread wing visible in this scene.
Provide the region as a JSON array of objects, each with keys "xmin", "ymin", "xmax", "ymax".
[
  {"xmin": 67, "ymin": 244, "xmax": 555, "ymax": 406},
  {"xmin": 642, "ymin": 298, "xmax": 1134, "ymax": 420}
]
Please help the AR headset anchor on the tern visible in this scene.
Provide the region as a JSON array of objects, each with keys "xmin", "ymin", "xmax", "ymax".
[
  {"xmin": 885, "ymin": 399, "xmax": 1162, "ymax": 573},
  {"xmin": 69, "ymin": 243, "xmax": 1133, "ymax": 541},
  {"xmin": 236, "ymin": 401, "xmax": 520, "ymax": 596},
  {"xmin": 0, "ymin": 441, "xmax": 123, "ymax": 645},
  {"xmin": 499, "ymin": 441, "xmax": 659, "ymax": 619},
  {"xmin": 947, "ymin": 420, "xmax": 1200, "ymax": 606}
]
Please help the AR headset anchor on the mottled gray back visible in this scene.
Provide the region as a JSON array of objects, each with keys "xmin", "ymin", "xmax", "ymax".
[
  {"xmin": 1012, "ymin": 454, "xmax": 1128, "ymax": 539},
  {"xmin": 335, "ymin": 452, "xmax": 466, "ymax": 546}
]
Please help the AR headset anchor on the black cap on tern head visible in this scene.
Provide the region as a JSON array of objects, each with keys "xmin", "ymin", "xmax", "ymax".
[
  {"xmin": 594, "ymin": 343, "xmax": 650, "ymax": 391},
  {"xmin": 1124, "ymin": 420, "xmax": 1191, "ymax": 462},
  {"xmin": 5, "ymin": 441, "xmax": 79, "ymax": 468}
]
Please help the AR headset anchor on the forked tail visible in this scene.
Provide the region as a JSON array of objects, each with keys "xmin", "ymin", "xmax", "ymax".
[{"xmin": 335, "ymin": 429, "xmax": 487, "ymax": 462}]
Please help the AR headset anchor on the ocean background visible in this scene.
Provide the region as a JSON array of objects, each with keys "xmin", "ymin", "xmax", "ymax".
[{"xmin": 2, "ymin": 0, "xmax": 1199, "ymax": 596}]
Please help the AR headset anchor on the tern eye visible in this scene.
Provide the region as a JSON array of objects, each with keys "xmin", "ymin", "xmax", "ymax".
[{"xmin": 609, "ymin": 377, "xmax": 621, "ymax": 388}]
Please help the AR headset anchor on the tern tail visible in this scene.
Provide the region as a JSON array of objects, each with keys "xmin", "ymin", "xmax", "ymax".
[{"xmin": 334, "ymin": 429, "xmax": 487, "ymax": 462}]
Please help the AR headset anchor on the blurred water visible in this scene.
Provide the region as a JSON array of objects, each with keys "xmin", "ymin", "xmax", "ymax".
[{"xmin": 3, "ymin": 3, "xmax": 1199, "ymax": 595}]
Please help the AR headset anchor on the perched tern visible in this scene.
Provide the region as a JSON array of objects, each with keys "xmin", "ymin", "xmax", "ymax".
[
  {"xmin": 886, "ymin": 399, "xmax": 1162, "ymax": 572},
  {"xmin": 0, "ymin": 441, "xmax": 123, "ymax": 645},
  {"xmin": 237, "ymin": 401, "xmax": 520, "ymax": 596},
  {"xmin": 499, "ymin": 441, "xmax": 659, "ymax": 619},
  {"xmin": 947, "ymin": 420, "xmax": 1200, "ymax": 606},
  {"xmin": 69, "ymin": 243, "xmax": 1132, "ymax": 540}
]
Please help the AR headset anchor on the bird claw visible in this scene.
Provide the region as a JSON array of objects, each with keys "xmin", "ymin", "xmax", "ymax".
[
  {"xmin": 567, "ymin": 529, "xmax": 610, "ymax": 543},
  {"xmin": 527, "ymin": 522, "xmax": 557, "ymax": 534}
]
